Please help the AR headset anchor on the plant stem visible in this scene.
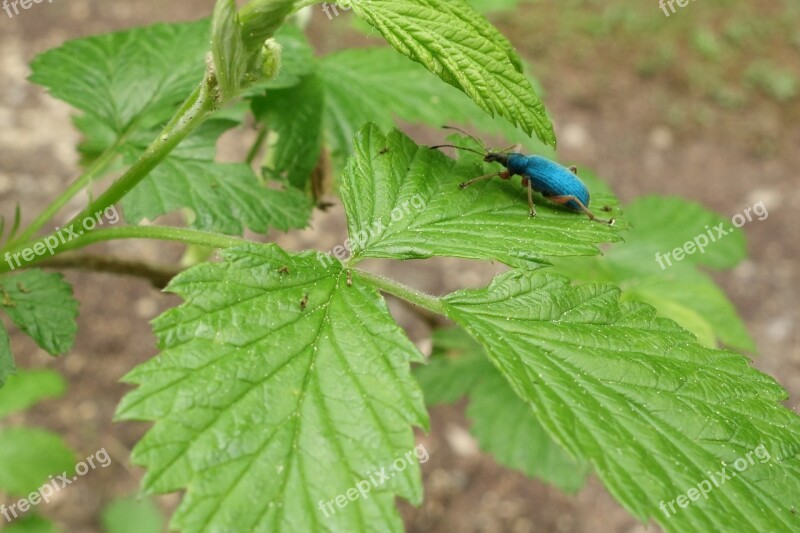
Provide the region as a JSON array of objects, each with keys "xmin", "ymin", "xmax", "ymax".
[
  {"xmin": 39, "ymin": 253, "xmax": 180, "ymax": 289},
  {"xmin": 1, "ymin": 73, "xmax": 219, "ymax": 273},
  {"xmin": 355, "ymin": 269, "xmax": 446, "ymax": 316},
  {"xmin": 292, "ymin": 0, "xmax": 320, "ymax": 12},
  {"xmin": 9, "ymin": 135, "xmax": 123, "ymax": 248},
  {"xmin": 70, "ymin": 83, "xmax": 216, "ymax": 228},
  {"xmin": 0, "ymin": 226, "xmax": 244, "ymax": 274},
  {"xmin": 246, "ymin": 125, "xmax": 269, "ymax": 166}
]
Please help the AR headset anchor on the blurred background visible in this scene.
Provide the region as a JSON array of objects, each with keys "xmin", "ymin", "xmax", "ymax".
[{"xmin": 1, "ymin": 0, "xmax": 798, "ymax": 531}]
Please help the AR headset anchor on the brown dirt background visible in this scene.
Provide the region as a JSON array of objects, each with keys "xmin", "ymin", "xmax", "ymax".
[{"xmin": 0, "ymin": 0, "xmax": 798, "ymax": 531}]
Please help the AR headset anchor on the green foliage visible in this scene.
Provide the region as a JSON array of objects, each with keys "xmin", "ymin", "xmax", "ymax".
[
  {"xmin": 212, "ymin": 0, "xmax": 250, "ymax": 100},
  {"xmin": 442, "ymin": 271, "xmax": 800, "ymax": 532},
  {"xmin": 212, "ymin": 0, "xmax": 296, "ymax": 97},
  {"xmin": 252, "ymin": 75, "xmax": 325, "ymax": 189},
  {"xmin": 549, "ymin": 196, "xmax": 755, "ymax": 351},
  {"xmin": 2, "ymin": 1, "xmax": 797, "ymax": 532},
  {"xmin": 120, "ymin": 119, "xmax": 312, "ymax": 234},
  {"xmin": 349, "ymin": 0, "xmax": 555, "ymax": 145},
  {"xmin": 339, "ymin": 125, "xmax": 621, "ymax": 269},
  {"xmin": 0, "ymin": 370, "xmax": 66, "ymax": 419},
  {"xmin": 29, "ymin": 21, "xmax": 209, "ymax": 136},
  {"xmin": 0, "ymin": 325, "xmax": 12, "ymax": 387},
  {"xmin": 0, "ymin": 371, "xmax": 74, "ymax": 497},
  {"xmin": 0, "ymin": 270, "xmax": 78, "ymax": 356},
  {"xmin": 116, "ymin": 245, "xmax": 427, "ymax": 532},
  {"xmin": 317, "ymin": 48, "xmax": 551, "ymax": 166},
  {"xmin": 0, "ymin": 370, "xmax": 75, "ymax": 494},
  {"xmin": 2, "ymin": 515, "xmax": 59, "ymax": 533},
  {"xmin": 417, "ymin": 328, "xmax": 590, "ymax": 492},
  {"xmin": 0, "ymin": 428, "xmax": 75, "ymax": 496},
  {"xmin": 745, "ymin": 60, "xmax": 799, "ymax": 102},
  {"xmin": 102, "ymin": 496, "xmax": 165, "ymax": 533},
  {"xmin": 465, "ymin": 0, "xmax": 532, "ymax": 14}
]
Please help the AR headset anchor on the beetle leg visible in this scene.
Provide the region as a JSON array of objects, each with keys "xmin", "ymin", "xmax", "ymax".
[
  {"xmin": 550, "ymin": 195, "xmax": 615, "ymax": 225},
  {"xmin": 526, "ymin": 179, "xmax": 537, "ymax": 218},
  {"xmin": 459, "ymin": 171, "xmax": 502, "ymax": 189},
  {"xmin": 569, "ymin": 166, "xmax": 578, "ymax": 174}
]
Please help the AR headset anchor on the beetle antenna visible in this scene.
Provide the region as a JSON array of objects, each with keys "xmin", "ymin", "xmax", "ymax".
[
  {"xmin": 429, "ymin": 144, "xmax": 486, "ymax": 156},
  {"xmin": 440, "ymin": 125, "xmax": 488, "ymax": 151}
]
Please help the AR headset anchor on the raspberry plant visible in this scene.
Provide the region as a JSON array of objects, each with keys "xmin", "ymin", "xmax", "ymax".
[{"xmin": 0, "ymin": 1, "xmax": 798, "ymax": 531}]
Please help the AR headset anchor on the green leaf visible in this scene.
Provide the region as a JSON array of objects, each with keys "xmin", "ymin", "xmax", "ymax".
[
  {"xmin": 29, "ymin": 20, "xmax": 210, "ymax": 135},
  {"xmin": 549, "ymin": 196, "xmax": 756, "ymax": 351},
  {"xmin": 468, "ymin": 366, "xmax": 590, "ymax": 493},
  {"xmin": 625, "ymin": 274, "xmax": 754, "ymax": 351},
  {"xmin": 247, "ymin": 25, "xmax": 316, "ymax": 91},
  {"xmin": 72, "ymin": 24, "xmax": 312, "ymax": 166},
  {"xmin": 318, "ymin": 48, "xmax": 550, "ymax": 166},
  {"xmin": 35, "ymin": 19, "xmax": 312, "ymax": 235},
  {"xmin": 0, "ymin": 428, "xmax": 75, "ymax": 496},
  {"xmin": 339, "ymin": 125, "xmax": 622, "ymax": 269},
  {"xmin": 0, "ymin": 370, "xmax": 66, "ymax": 419},
  {"xmin": 238, "ymin": 0, "xmax": 297, "ymax": 53},
  {"xmin": 121, "ymin": 119, "xmax": 312, "ymax": 234},
  {"xmin": 415, "ymin": 329, "xmax": 488, "ymax": 405},
  {"xmin": 102, "ymin": 496, "xmax": 165, "ymax": 533},
  {"xmin": 252, "ymin": 74, "xmax": 325, "ymax": 190},
  {"xmin": 417, "ymin": 328, "xmax": 590, "ymax": 492},
  {"xmin": 609, "ymin": 195, "xmax": 747, "ymax": 271},
  {"xmin": 212, "ymin": 0, "xmax": 249, "ymax": 100},
  {"xmin": 0, "ymin": 270, "xmax": 78, "ymax": 356},
  {"xmin": 465, "ymin": 0, "xmax": 531, "ymax": 14},
  {"xmin": 2, "ymin": 515, "xmax": 59, "ymax": 533},
  {"xmin": 0, "ymin": 324, "xmax": 13, "ymax": 388},
  {"xmin": 210, "ymin": 0, "xmax": 295, "ymax": 94},
  {"xmin": 349, "ymin": 0, "xmax": 555, "ymax": 145},
  {"xmin": 116, "ymin": 244, "xmax": 427, "ymax": 532},
  {"xmin": 443, "ymin": 271, "xmax": 800, "ymax": 532}
]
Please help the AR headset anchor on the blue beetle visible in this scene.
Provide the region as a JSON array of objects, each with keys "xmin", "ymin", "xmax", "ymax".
[{"xmin": 432, "ymin": 127, "xmax": 614, "ymax": 225}]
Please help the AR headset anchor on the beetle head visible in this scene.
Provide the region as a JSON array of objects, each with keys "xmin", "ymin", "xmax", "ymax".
[{"xmin": 484, "ymin": 152, "xmax": 509, "ymax": 166}]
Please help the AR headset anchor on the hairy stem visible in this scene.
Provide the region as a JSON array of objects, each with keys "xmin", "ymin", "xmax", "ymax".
[
  {"xmin": 0, "ymin": 73, "xmax": 219, "ymax": 273},
  {"xmin": 0, "ymin": 227, "xmax": 244, "ymax": 274},
  {"xmin": 9, "ymin": 133, "xmax": 125, "ymax": 248},
  {"xmin": 356, "ymin": 269, "xmax": 446, "ymax": 316}
]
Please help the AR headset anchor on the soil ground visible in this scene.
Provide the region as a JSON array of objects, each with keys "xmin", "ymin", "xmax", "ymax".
[{"xmin": 1, "ymin": 1, "xmax": 798, "ymax": 531}]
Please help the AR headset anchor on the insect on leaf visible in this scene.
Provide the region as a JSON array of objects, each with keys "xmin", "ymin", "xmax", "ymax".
[{"xmin": 338, "ymin": 125, "xmax": 622, "ymax": 269}]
